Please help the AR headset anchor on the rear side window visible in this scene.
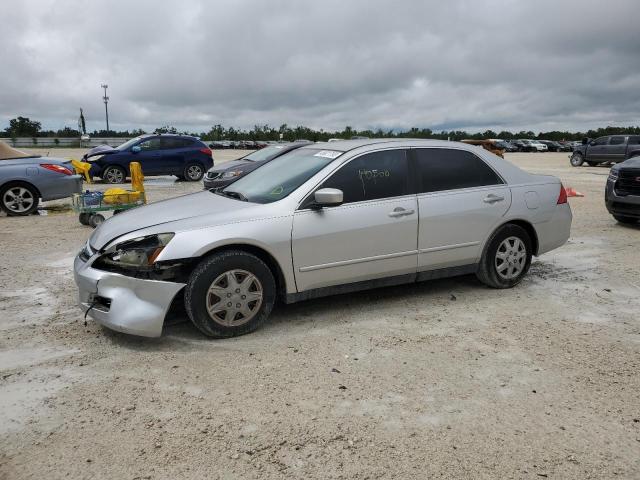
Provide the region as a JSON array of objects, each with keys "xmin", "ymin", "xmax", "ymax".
[
  {"xmin": 321, "ymin": 149, "xmax": 410, "ymax": 203},
  {"xmin": 609, "ymin": 136, "xmax": 626, "ymax": 145},
  {"xmin": 161, "ymin": 137, "xmax": 193, "ymax": 149},
  {"xmin": 628, "ymin": 136, "xmax": 640, "ymax": 145},
  {"xmin": 414, "ymin": 148, "xmax": 503, "ymax": 193}
]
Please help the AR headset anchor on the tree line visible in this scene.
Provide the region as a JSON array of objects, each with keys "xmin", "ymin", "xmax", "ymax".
[{"xmin": 3, "ymin": 116, "xmax": 640, "ymax": 142}]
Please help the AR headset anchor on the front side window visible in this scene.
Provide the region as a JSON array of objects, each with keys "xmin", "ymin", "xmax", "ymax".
[
  {"xmin": 592, "ymin": 137, "xmax": 609, "ymax": 146},
  {"xmin": 414, "ymin": 148, "xmax": 503, "ymax": 193},
  {"xmin": 138, "ymin": 138, "xmax": 161, "ymax": 151},
  {"xmin": 609, "ymin": 136, "xmax": 626, "ymax": 146},
  {"xmin": 320, "ymin": 149, "xmax": 410, "ymax": 203},
  {"xmin": 221, "ymin": 148, "xmax": 341, "ymax": 204}
]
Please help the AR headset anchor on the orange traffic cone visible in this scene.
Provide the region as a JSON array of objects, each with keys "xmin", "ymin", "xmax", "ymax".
[{"xmin": 565, "ymin": 187, "xmax": 584, "ymax": 197}]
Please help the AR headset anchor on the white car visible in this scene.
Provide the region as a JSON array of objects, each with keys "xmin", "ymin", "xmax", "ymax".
[
  {"xmin": 74, "ymin": 139, "xmax": 572, "ymax": 338},
  {"xmin": 521, "ymin": 140, "xmax": 548, "ymax": 152}
]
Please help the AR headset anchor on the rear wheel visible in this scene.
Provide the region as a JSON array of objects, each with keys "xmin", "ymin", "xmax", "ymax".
[
  {"xmin": 185, "ymin": 250, "xmax": 276, "ymax": 338},
  {"xmin": 613, "ymin": 215, "xmax": 638, "ymax": 225},
  {"xmin": 184, "ymin": 163, "xmax": 205, "ymax": 181},
  {"xmin": 102, "ymin": 165, "xmax": 126, "ymax": 184},
  {"xmin": 476, "ymin": 224, "xmax": 532, "ymax": 288},
  {"xmin": 0, "ymin": 183, "xmax": 39, "ymax": 216},
  {"xmin": 79, "ymin": 212, "xmax": 91, "ymax": 225},
  {"xmin": 570, "ymin": 153, "xmax": 584, "ymax": 167}
]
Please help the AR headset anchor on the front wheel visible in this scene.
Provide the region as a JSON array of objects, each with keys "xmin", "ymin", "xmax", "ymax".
[
  {"xmin": 102, "ymin": 165, "xmax": 126, "ymax": 184},
  {"xmin": 0, "ymin": 183, "xmax": 39, "ymax": 216},
  {"xmin": 570, "ymin": 153, "xmax": 584, "ymax": 167},
  {"xmin": 613, "ymin": 215, "xmax": 638, "ymax": 225},
  {"xmin": 185, "ymin": 250, "xmax": 276, "ymax": 338},
  {"xmin": 476, "ymin": 224, "xmax": 532, "ymax": 288},
  {"xmin": 184, "ymin": 163, "xmax": 205, "ymax": 181}
]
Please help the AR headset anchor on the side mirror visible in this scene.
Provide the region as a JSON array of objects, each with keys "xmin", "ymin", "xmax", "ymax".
[
  {"xmin": 589, "ymin": 141, "xmax": 596, "ymax": 146},
  {"xmin": 131, "ymin": 146, "xmax": 141, "ymax": 153},
  {"xmin": 313, "ymin": 188, "xmax": 343, "ymax": 208},
  {"xmin": 208, "ymin": 143, "xmax": 214, "ymax": 148}
]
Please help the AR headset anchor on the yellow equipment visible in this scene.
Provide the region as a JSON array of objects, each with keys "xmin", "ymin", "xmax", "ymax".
[{"xmin": 71, "ymin": 159, "xmax": 93, "ymax": 183}]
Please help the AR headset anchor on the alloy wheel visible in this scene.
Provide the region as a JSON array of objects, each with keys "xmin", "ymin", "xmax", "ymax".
[
  {"xmin": 187, "ymin": 165, "xmax": 203, "ymax": 180},
  {"xmin": 495, "ymin": 236, "xmax": 527, "ymax": 280},
  {"xmin": 3, "ymin": 186, "xmax": 35, "ymax": 213},
  {"xmin": 206, "ymin": 269, "xmax": 263, "ymax": 326},
  {"xmin": 105, "ymin": 168, "xmax": 124, "ymax": 183}
]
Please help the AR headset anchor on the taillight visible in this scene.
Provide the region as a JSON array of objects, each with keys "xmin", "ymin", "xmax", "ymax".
[
  {"xmin": 200, "ymin": 148, "xmax": 212, "ymax": 157},
  {"xmin": 557, "ymin": 183, "xmax": 567, "ymax": 204},
  {"xmin": 40, "ymin": 163, "xmax": 72, "ymax": 176}
]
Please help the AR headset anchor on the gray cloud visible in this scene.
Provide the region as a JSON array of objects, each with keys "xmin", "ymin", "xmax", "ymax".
[{"xmin": 1, "ymin": 0, "xmax": 638, "ymax": 133}]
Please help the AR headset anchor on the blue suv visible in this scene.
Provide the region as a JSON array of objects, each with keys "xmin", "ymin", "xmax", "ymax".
[{"xmin": 82, "ymin": 134, "xmax": 213, "ymax": 184}]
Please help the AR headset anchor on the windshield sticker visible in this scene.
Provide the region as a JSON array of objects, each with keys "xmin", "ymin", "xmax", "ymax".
[
  {"xmin": 270, "ymin": 186, "xmax": 284, "ymax": 195},
  {"xmin": 313, "ymin": 150, "xmax": 341, "ymax": 159}
]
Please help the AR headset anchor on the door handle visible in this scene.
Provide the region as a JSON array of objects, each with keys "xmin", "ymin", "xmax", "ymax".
[
  {"xmin": 388, "ymin": 207, "xmax": 415, "ymax": 218},
  {"xmin": 483, "ymin": 194, "xmax": 505, "ymax": 204}
]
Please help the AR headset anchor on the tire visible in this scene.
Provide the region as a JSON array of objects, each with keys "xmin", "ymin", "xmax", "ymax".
[
  {"xmin": 613, "ymin": 215, "xmax": 637, "ymax": 225},
  {"xmin": 0, "ymin": 182, "xmax": 39, "ymax": 216},
  {"xmin": 79, "ymin": 212, "xmax": 91, "ymax": 225},
  {"xmin": 88, "ymin": 213, "xmax": 105, "ymax": 228},
  {"xmin": 570, "ymin": 153, "xmax": 584, "ymax": 167},
  {"xmin": 102, "ymin": 165, "xmax": 126, "ymax": 184},
  {"xmin": 476, "ymin": 224, "xmax": 533, "ymax": 289},
  {"xmin": 184, "ymin": 163, "xmax": 205, "ymax": 182},
  {"xmin": 185, "ymin": 250, "xmax": 276, "ymax": 338}
]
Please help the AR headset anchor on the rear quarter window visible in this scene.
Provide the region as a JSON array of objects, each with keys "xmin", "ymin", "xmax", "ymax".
[{"xmin": 414, "ymin": 148, "xmax": 504, "ymax": 193}]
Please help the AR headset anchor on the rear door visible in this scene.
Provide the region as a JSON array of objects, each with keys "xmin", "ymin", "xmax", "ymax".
[
  {"xmin": 160, "ymin": 137, "xmax": 190, "ymax": 174},
  {"xmin": 292, "ymin": 149, "xmax": 418, "ymax": 292},
  {"xmin": 606, "ymin": 136, "xmax": 627, "ymax": 163},
  {"xmin": 412, "ymin": 148, "xmax": 511, "ymax": 271}
]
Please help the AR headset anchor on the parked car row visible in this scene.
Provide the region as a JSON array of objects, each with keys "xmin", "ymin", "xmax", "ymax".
[{"xmin": 208, "ymin": 140, "xmax": 275, "ymax": 149}]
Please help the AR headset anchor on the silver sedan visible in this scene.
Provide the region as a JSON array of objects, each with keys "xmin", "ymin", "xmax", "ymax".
[{"xmin": 74, "ymin": 139, "xmax": 572, "ymax": 338}]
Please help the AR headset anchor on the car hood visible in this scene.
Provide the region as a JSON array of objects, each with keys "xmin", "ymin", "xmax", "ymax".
[
  {"xmin": 614, "ymin": 158, "xmax": 640, "ymax": 170},
  {"xmin": 83, "ymin": 144, "xmax": 119, "ymax": 160},
  {"xmin": 89, "ymin": 190, "xmax": 258, "ymax": 249},
  {"xmin": 207, "ymin": 158, "xmax": 253, "ymax": 173}
]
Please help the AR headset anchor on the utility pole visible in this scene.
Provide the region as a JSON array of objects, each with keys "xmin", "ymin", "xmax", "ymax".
[{"xmin": 101, "ymin": 84, "xmax": 110, "ymax": 133}]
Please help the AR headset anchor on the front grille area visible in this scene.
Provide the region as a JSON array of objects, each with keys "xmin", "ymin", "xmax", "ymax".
[{"xmin": 615, "ymin": 169, "xmax": 640, "ymax": 196}]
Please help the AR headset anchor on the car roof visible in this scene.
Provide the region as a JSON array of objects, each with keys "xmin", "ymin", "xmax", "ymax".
[{"xmin": 300, "ymin": 138, "xmax": 480, "ymax": 153}]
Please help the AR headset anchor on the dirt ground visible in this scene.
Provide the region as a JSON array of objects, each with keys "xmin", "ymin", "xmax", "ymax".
[{"xmin": 1, "ymin": 149, "xmax": 638, "ymax": 479}]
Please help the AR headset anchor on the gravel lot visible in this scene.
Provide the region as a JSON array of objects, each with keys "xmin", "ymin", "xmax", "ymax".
[{"xmin": 1, "ymin": 150, "xmax": 638, "ymax": 479}]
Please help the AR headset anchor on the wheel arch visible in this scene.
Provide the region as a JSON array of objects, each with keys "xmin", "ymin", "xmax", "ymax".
[
  {"xmin": 486, "ymin": 219, "xmax": 539, "ymax": 257},
  {"xmin": 0, "ymin": 179, "xmax": 42, "ymax": 200},
  {"xmin": 196, "ymin": 243, "xmax": 289, "ymax": 300}
]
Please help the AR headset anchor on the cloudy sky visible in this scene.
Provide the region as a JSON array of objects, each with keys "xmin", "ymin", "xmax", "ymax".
[{"xmin": 1, "ymin": 0, "xmax": 638, "ymax": 134}]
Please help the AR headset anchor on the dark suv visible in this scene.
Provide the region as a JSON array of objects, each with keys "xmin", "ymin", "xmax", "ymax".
[
  {"xmin": 605, "ymin": 158, "xmax": 640, "ymax": 224},
  {"xmin": 83, "ymin": 134, "xmax": 213, "ymax": 183},
  {"xmin": 570, "ymin": 135, "xmax": 640, "ymax": 167},
  {"xmin": 203, "ymin": 142, "xmax": 311, "ymax": 190}
]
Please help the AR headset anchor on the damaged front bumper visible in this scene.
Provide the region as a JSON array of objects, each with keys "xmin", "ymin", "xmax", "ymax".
[{"xmin": 73, "ymin": 253, "xmax": 185, "ymax": 337}]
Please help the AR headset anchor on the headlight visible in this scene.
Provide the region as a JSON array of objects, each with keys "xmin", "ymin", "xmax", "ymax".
[
  {"xmin": 98, "ymin": 233, "xmax": 174, "ymax": 269},
  {"xmin": 608, "ymin": 171, "xmax": 619, "ymax": 182},
  {"xmin": 221, "ymin": 170, "xmax": 243, "ymax": 179}
]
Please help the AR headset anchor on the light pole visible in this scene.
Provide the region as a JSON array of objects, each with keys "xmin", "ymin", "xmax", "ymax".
[{"xmin": 101, "ymin": 84, "xmax": 110, "ymax": 134}]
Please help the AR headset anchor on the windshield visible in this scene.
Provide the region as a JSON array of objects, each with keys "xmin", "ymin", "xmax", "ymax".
[
  {"xmin": 222, "ymin": 148, "xmax": 341, "ymax": 204},
  {"xmin": 242, "ymin": 145, "xmax": 290, "ymax": 163},
  {"xmin": 116, "ymin": 137, "xmax": 144, "ymax": 151}
]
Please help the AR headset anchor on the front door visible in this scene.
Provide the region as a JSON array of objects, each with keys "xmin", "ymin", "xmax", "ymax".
[
  {"xmin": 411, "ymin": 148, "xmax": 512, "ymax": 271},
  {"xmin": 292, "ymin": 149, "xmax": 418, "ymax": 292},
  {"xmin": 134, "ymin": 137, "xmax": 162, "ymax": 174},
  {"xmin": 586, "ymin": 136, "xmax": 610, "ymax": 163}
]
